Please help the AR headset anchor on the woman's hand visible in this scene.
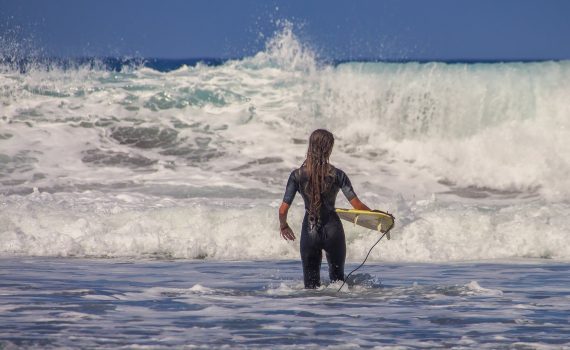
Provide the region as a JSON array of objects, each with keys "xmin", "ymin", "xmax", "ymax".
[
  {"xmin": 278, "ymin": 202, "xmax": 295, "ymax": 240},
  {"xmin": 280, "ymin": 224, "xmax": 296, "ymax": 241}
]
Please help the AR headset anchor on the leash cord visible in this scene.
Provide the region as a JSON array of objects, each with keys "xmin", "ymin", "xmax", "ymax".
[{"xmin": 337, "ymin": 228, "xmax": 392, "ymax": 292}]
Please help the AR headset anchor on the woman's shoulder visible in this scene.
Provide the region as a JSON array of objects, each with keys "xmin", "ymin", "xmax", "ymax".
[
  {"xmin": 290, "ymin": 166, "xmax": 305, "ymax": 179},
  {"xmin": 290, "ymin": 164, "xmax": 346, "ymax": 178},
  {"xmin": 328, "ymin": 164, "xmax": 344, "ymax": 175},
  {"xmin": 329, "ymin": 165, "xmax": 351, "ymax": 181}
]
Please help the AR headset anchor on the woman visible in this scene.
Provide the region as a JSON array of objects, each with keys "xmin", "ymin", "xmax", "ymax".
[{"xmin": 278, "ymin": 129, "xmax": 371, "ymax": 289}]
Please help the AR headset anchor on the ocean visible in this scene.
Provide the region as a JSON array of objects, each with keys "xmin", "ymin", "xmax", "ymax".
[{"xmin": 1, "ymin": 26, "xmax": 570, "ymax": 348}]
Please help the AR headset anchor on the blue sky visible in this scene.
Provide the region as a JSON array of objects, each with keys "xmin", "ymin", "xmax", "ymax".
[{"xmin": 1, "ymin": 0, "xmax": 569, "ymax": 61}]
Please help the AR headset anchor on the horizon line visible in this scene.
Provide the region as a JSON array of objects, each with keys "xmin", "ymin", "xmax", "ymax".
[{"xmin": 2, "ymin": 55, "xmax": 568, "ymax": 64}]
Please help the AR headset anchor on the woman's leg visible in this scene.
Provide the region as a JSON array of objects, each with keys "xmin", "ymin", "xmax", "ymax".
[
  {"xmin": 323, "ymin": 215, "xmax": 346, "ymax": 283},
  {"xmin": 300, "ymin": 215, "xmax": 322, "ymax": 288}
]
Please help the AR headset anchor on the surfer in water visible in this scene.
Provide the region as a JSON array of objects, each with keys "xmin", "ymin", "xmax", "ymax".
[{"xmin": 279, "ymin": 129, "xmax": 371, "ymax": 289}]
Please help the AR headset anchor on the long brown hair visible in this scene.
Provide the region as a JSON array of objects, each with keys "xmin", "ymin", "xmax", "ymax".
[{"xmin": 303, "ymin": 129, "xmax": 335, "ymax": 219}]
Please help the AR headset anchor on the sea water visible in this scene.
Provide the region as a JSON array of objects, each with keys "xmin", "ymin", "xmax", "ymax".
[
  {"xmin": 1, "ymin": 25, "xmax": 570, "ymax": 348},
  {"xmin": 1, "ymin": 258, "xmax": 569, "ymax": 349}
]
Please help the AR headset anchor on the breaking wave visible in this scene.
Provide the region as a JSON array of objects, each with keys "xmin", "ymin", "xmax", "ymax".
[{"xmin": 2, "ymin": 24, "xmax": 570, "ymax": 261}]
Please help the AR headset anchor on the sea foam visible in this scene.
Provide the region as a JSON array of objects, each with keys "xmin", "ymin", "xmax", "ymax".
[
  {"xmin": 1, "ymin": 25, "xmax": 569, "ymax": 261},
  {"xmin": 1, "ymin": 190, "xmax": 569, "ymax": 261}
]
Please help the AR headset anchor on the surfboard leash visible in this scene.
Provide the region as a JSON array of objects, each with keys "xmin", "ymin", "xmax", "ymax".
[{"xmin": 337, "ymin": 214, "xmax": 395, "ymax": 293}]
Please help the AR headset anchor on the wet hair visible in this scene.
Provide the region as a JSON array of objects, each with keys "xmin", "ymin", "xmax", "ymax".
[{"xmin": 303, "ymin": 129, "xmax": 335, "ymax": 220}]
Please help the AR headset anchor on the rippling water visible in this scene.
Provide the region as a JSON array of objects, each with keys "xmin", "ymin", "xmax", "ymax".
[{"xmin": 1, "ymin": 258, "xmax": 569, "ymax": 349}]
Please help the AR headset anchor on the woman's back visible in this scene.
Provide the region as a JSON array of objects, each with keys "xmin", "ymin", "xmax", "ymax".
[{"xmin": 283, "ymin": 165, "xmax": 357, "ymax": 220}]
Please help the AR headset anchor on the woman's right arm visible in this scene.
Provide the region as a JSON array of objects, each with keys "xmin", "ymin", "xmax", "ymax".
[
  {"xmin": 278, "ymin": 202, "xmax": 296, "ymax": 241},
  {"xmin": 350, "ymin": 197, "xmax": 371, "ymax": 211},
  {"xmin": 279, "ymin": 170, "xmax": 298, "ymax": 241}
]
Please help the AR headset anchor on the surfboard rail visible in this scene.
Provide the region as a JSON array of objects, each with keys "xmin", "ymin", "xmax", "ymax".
[{"xmin": 335, "ymin": 208, "xmax": 395, "ymax": 239}]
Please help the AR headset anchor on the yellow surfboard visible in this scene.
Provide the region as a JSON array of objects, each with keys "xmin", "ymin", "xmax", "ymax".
[{"xmin": 335, "ymin": 208, "xmax": 395, "ymax": 239}]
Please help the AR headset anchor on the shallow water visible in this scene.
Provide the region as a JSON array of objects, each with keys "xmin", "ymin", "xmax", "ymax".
[{"xmin": 1, "ymin": 257, "xmax": 569, "ymax": 349}]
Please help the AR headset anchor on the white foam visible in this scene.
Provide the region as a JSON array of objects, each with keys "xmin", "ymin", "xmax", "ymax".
[
  {"xmin": 188, "ymin": 284, "xmax": 217, "ymax": 294},
  {"xmin": 2, "ymin": 28, "xmax": 569, "ymax": 202},
  {"xmin": 2, "ymin": 26, "xmax": 570, "ymax": 262},
  {"xmin": 464, "ymin": 281, "xmax": 503, "ymax": 296},
  {"xmin": 265, "ymin": 282, "xmax": 299, "ymax": 295},
  {"xmin": 1, "ymin": 191, "xmax": 570, "ymax": 262}
]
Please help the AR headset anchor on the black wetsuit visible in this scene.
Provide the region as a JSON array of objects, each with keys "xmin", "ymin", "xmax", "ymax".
[{"xmin": 282, "ymin": 165, "xmax": 357, "ymax": 288}]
